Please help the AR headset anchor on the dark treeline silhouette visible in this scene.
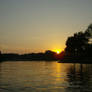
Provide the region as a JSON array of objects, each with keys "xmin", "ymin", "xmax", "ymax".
[
  {"xmin": 60, "ymin": 24, "xmax": 92, "ymax": 63},
  {"xmin": 0, "ymin": 50, "xmax": 64, "ymax": 61},
  {"xmin": 0, "ymin": 24, "xmax": 92, "ymax": 63},
  {"xmin": 0, "ymin": 51, "xmax": 2, "ymax": 61}
]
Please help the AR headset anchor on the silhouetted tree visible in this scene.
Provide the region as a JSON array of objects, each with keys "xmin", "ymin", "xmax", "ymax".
[
  {"xmin": 85, "ymin": 24, "xmax": 92, "ymax": 37},
  {"xmin": 44, "ymin": 50, "xmax": 56, "ymax": 60},
  {"xmin": 0, "ymin": 51, "xmax": 2, "ymax": 61},
  {"xmin": 85, "ymin": 24, "xmax": 92, "ymax": 44},
  {"xmin": 65, "ymin": 24, "xmax": 92, "ymax": 57}
]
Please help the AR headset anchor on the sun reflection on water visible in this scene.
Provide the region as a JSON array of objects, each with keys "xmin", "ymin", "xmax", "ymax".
[{"xmin": 0, "ymin": 61, "xmax": 92, "ymax": 92}]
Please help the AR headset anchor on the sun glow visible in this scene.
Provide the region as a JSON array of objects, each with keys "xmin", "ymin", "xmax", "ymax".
[
  {"xmin": 56, "ymin": 51, "xmax": 60, "ymax": 54},
  {"xmin": 53, "ymin": 49, "xmax": 61, "ymax": 54}
]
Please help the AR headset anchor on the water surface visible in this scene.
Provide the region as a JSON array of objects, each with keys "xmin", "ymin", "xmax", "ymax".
[{"xmin": 0, "ymin": 61, "xmax": 92, "ymax": 92}]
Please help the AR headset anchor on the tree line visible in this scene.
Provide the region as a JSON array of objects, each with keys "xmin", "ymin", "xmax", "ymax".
[{"xmin": 0, "ymin": 24, "xmax": 92, "ymax": 63}]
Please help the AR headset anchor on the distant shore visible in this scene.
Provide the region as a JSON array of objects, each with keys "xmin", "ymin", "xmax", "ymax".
[{"xmin": 1, "ymin": 55, "xmax": 92, "ymax": 64}]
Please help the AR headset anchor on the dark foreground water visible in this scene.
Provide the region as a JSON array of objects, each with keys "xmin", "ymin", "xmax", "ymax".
[{"xmin": 0, "ymin": 61, "xmax": 92, "ymax": 92}]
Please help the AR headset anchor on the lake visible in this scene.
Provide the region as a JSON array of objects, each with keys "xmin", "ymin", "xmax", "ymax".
[{"xmin": 0, "ymin": 61, "xmax": 92, "ymax": 92}]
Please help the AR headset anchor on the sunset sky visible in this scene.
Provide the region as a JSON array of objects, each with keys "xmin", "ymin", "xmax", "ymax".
[{"xmin": 0, "ymin": 0, "xmax": 92, "ymax": 53}]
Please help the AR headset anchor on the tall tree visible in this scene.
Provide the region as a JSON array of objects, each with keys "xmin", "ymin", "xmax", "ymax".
[{"xmin": 65, "ymin": 24, "xmax": 92, "ymax": 56}]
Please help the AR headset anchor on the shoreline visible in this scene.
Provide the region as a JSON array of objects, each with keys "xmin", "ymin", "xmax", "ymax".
[{"xmin": 58, "ymin": 57, "xmax": 92, "ymax": 64}]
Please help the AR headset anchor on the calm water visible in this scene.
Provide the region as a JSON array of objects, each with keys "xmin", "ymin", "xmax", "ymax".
[{"xmin": 0, "ymin": 61, "xmax": 92, "ymax": 92}]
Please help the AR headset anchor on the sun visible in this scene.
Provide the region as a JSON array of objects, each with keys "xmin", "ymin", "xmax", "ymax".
[
  {"xmin": 56, "ymin": 51, "xmax": 60, "ymax": 54},
  {"xmin": 53, "ymin": 49, "xmax": 61, "ymax": 54}
]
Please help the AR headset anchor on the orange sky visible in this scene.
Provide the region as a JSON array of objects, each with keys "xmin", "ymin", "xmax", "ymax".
[{"xmin": 0, "ymin": 0, "xmax": 92, "ymax": 53}]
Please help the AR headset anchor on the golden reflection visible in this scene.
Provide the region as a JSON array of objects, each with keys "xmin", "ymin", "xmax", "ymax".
[
  {"xmin": 0, "ymin": 61, "xmax": 92, "ymax": 91},
  {"xmin": 51, "ymin": 63, "xmax": 70, "ymax": 82}
]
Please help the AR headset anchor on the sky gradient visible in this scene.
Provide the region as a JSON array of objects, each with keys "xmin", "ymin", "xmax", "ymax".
[{"xmin": 0, "ymin": 0, "xmax": 92, "ymax": 53}]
